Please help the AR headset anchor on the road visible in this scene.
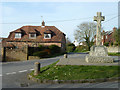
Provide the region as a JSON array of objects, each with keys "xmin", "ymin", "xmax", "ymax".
[{"xmin": 0, "ymin": 52, "xmax": 120, "ymax": 88}]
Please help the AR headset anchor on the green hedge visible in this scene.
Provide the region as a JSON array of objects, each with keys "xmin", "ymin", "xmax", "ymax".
[
  {"xmin": 33, "ymin": 51, "xmax": 48, "ymax": 58},
  {"xmin": 66, "ymin": 43, "xmax": 76, "ymax": 53},
  {"xmin": 74, "ymin": 45, "xmax": 88, "ymax": 52},
  {"xmin": 104, "ymin": 42, "xmax": 109, "ymax": 46},
  {"xmin": 48, "ymin": 45, "xmax": 61, "ymax": 54},
  {"xmin": 33, "ymin": 45, "xmax": 61, "ymax": 58}
]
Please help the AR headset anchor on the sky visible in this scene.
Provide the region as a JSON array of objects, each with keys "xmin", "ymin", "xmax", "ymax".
[{"xmin": 0, "ymin": 1, "xmax": 119, "ymax": 42}]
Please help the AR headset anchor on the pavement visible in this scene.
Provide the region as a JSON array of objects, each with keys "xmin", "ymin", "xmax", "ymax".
[{"xmin": 57, "ymin": 53, "xmax": 120, "ymax": 66}]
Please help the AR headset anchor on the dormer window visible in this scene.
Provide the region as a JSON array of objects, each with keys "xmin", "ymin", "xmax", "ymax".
[
  {"xmin": 44, "ymin": 30, "xmax": 52, "ymax": 39},
  {"xmin": 44, "ymin": 34, "xmax": 51, "ymax": 39},
  {"xmin": 29, "ymin": 33, "xmax": 36, "ymax": 39},
  {"xmin": 15, "ymin": 33, "xmax": 21, "ymax": 38}
]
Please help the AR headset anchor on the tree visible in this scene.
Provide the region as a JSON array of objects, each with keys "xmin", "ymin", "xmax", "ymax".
[
  {"xmin": 112, "ymin": 28, "xmax": 120, "ymax": 46},
  {"xmin": 74, "ymin": 22, "xmax": 97, "ymax": 50}
]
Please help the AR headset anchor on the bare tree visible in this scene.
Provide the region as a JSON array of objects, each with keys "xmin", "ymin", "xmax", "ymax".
[{"xmin": 74, "ymin": 22, "xmax": 97, "ymax": 50}]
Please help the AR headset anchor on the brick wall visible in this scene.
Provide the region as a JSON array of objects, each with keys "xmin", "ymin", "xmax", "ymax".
[
  {"xmin": 2, "ymin": 41, "xmax": 66, "ymax": 61},
  {"xmin": 2, "ymin": 46, "xmax": 28, "ymax": 61},
  {"xmin": 5, "ymin": 41, "xmax": 66, "ymax": 52},
  {"xmin": 1, "ymin": 46, "xmax": 41, "ymax": 61}
]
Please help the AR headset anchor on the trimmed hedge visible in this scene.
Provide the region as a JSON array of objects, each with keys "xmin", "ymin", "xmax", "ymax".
[
  {"xmin": 33, "ymin": 51, "xmax": 48, "ymax": 58},
  {"xmin": 48, "ymin": 45, "xmax": 61, "ymax": 54},
  {"xmin": 33, "ymin": 45, "xmax": 61, "ymax": 58}
]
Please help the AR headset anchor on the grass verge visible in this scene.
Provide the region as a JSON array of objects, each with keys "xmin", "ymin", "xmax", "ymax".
[
  {"xmin": 108, "ymin": 52, "xmax": 120, "ymax": 56},
  {"xmin": 30, "ymin": 61, "xmax": 119, "ymax": 80}
]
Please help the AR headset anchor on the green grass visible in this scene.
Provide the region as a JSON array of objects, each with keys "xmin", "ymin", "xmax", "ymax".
[
  {"xmin": 30, "ymin": 61, "xmax": 119, "ymax": 80},
  {"xmin": 108, "ymin": 52, "xmax": 120, "ymax": 56},
  {"xmin": 48, "ymin": 53, "xmax": 65, "ymax": 58}
]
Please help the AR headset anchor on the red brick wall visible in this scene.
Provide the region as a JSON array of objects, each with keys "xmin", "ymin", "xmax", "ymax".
[{"xmin": 5, "ymin": 41, "xmax": 66, "ymax": 52}]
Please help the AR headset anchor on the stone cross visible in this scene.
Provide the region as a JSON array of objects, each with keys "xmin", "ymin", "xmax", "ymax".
[{"xmin": 94, "ymin": 12, "xmax": 105, "ymax": 46}]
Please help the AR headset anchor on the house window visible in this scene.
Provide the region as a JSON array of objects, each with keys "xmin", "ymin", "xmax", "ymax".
[
  {"xmin": 29, "ymin": 33, "xmax": 36, "ymax": 39},
  {"xmin": 102, "ymin": 42, "xmax": 103, "ymax": 45},
  {"xmin": 15, "ymin": 33, "xmax": 21, "ymax": 38},
  {"xmin": 106, "ymin": 36, "xmax": 107, "ymax": 39},
  {"xmin": 0, "ymin": 39, "xmax": 2, "ymax": 42},
  {"xmin": 102, "ymin": 36, "xmax": 103, "ymax": 39},
  {"xmin": 44, "ymin": 34, "xmax": 51, "ymax": 39}
]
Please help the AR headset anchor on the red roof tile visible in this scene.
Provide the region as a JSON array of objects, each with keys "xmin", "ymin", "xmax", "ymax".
[{"xmin": 6, "ymin": 26, "xmax": 66, "ymax": 43}]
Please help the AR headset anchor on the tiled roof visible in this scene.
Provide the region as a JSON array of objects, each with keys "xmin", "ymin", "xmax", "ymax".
[
  {"xmin": 6, "ymin": 26, "xmax": 66, "ymax": 43},
  {"xmin": 44, "ymin": 30, "xmax": 52, "ymax": 34},
  {"xmin": 105, "ymin": 31, "xmax": 113, "ymax": 35}
]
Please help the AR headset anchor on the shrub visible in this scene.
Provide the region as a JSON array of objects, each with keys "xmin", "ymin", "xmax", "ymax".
[
  {"xmin": 33, "ymin": 51, "xmax": 48, "ymax": 58},
  {"xmin": 44, "ymin": 49, "xmax": 51, "ymax": 55},
  {"xmin": 38, "ymin": 45, "xmax": 46, "ymax": 51},
  {"xmin": 66, "ymin": 43, "xmax": 76, "ymax": 53},
  {"xmin": 74, "ymin": 45, "xmax": 88, "ymax": 52},
  {"xmin": 111, "ymin": 42, "xmax": 113, "ymax": 46},
  {"xmin": 113, "ymin": 42, "xmax": 118, "ymax": 46},
  {"xmin": 66, "ymin": 46, "xmax": 75, "ymax": 53},
  {"xmin": 104, "ymin": 42, "xmax": 109, "ymax": 47},
  {"xmin": 66, "ymin": 43, "xmax": 75, "ymax": 46},
  {"xmin": 48, "ymin": 45, "xmax": 61, "ymax": 54}
]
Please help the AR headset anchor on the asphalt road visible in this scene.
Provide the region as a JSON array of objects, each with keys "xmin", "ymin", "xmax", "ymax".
[
  {"xmin": 0, "ymin": 52, "xmax": 120, "ymax": 88},
  {"xmin": 1, "ymin": 57, "xmax": 60, "ymax": 88}
]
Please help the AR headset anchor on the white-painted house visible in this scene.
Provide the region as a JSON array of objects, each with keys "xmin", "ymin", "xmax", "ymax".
[{"xmin": 73, "ymin": 40, "xmax": 85, "ymax": 46}]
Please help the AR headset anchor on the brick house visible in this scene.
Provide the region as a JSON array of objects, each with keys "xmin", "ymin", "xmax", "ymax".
[
  {"xmin": 2, "ymin": 21, "xmax": 66, "ymax": 52},
  {"xmin": 94, "ymin": 27, "xmax": 117, "ymax": 45}
]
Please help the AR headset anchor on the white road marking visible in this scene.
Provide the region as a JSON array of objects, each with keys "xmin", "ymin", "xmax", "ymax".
[
  {"xmin": 6, "ymin": 72, "xmax": 16, "ymax": 75},
  {"xmin": 30, "ymin": 69, "xmax": 34, "ymax": 71},
  {"xmin": 19, "ymin": 70, "xmax": 28, "ymax": 73}
]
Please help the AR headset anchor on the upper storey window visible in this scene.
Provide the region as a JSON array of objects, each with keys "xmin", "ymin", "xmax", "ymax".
[
  {"xmin": 15, "ymin": 33, "xmax": 21, "ymax": 38},
  {"xmin": 29, "ymin": 33, "xmax": 36, "ymax": 39},
  {"xmin": 44, "ymin": 34, "xmax": 51, "ymax": 39}
]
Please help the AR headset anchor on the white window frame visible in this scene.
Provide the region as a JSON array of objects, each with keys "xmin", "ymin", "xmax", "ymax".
[
  {"xmin": 44, "ymin": 34, "xmax": 51, "ymax": 39},
  {"xmin": 102, "ymin": 36, "xmax": 103, "ymax": 39},
  {"xmin": 102, "ymin": 42, "xmax": 103, "ymax": 45},
  {"xmin": 29, "ymin": 33, "xmax": 36, "ymax": 39},
  {"xmin": 15, "ymin": 33, "xmax": 21, "ymax": 38},
  {"xmin": 106, "ymin": 36, "xmax": 107, "ymax": 39}
]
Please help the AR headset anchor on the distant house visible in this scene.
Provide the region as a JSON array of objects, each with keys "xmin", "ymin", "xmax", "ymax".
[
  {"xmin": 0, "ymin": 38, "xmax": 2, "ymax": 43},
  {"xmin": 94, "ymin": 27, "xmax": 117, "ymax": 45},
  {"xmin": 2, "ymin": 21, "xmax": 66, "ymax": 52},
  {"xmin": 0, "ymin": 37, "xmax": 6, "ymax": 44},
  {"xmin": 73, "ymin": 40, "xmax": 86, "ymax": 46}
]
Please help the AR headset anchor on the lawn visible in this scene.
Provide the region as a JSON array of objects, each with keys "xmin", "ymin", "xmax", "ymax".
[
  {"xmin": 30, "ymin": 61, "xmax": 119, "ymax": 80},
  {"xmin": 108, "ymin": 52, "xmax": 120, "ymax": 56}
]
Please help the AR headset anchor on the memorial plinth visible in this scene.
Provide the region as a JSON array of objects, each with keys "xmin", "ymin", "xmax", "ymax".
[
  {"xmin": 85, "ymin": 45, "xmax": 114, "ymax": 63},
  {"xmin": 85, "ymin": 12, "xmax": 114, "ymax": 63}
]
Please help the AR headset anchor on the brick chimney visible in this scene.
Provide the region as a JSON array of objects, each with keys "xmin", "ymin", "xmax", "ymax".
[{"xmin": 41, "ymin": 21, "xmax": 45, "ymax": 27}]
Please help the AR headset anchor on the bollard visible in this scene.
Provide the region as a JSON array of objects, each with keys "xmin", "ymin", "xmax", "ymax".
[
  {"xmin": 34, "ymin": 62, "xmax": 40, "ymax": 76},
  {"xmin": 64, "ymin": 54, "xmax": 67, "ymax": 58}
]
